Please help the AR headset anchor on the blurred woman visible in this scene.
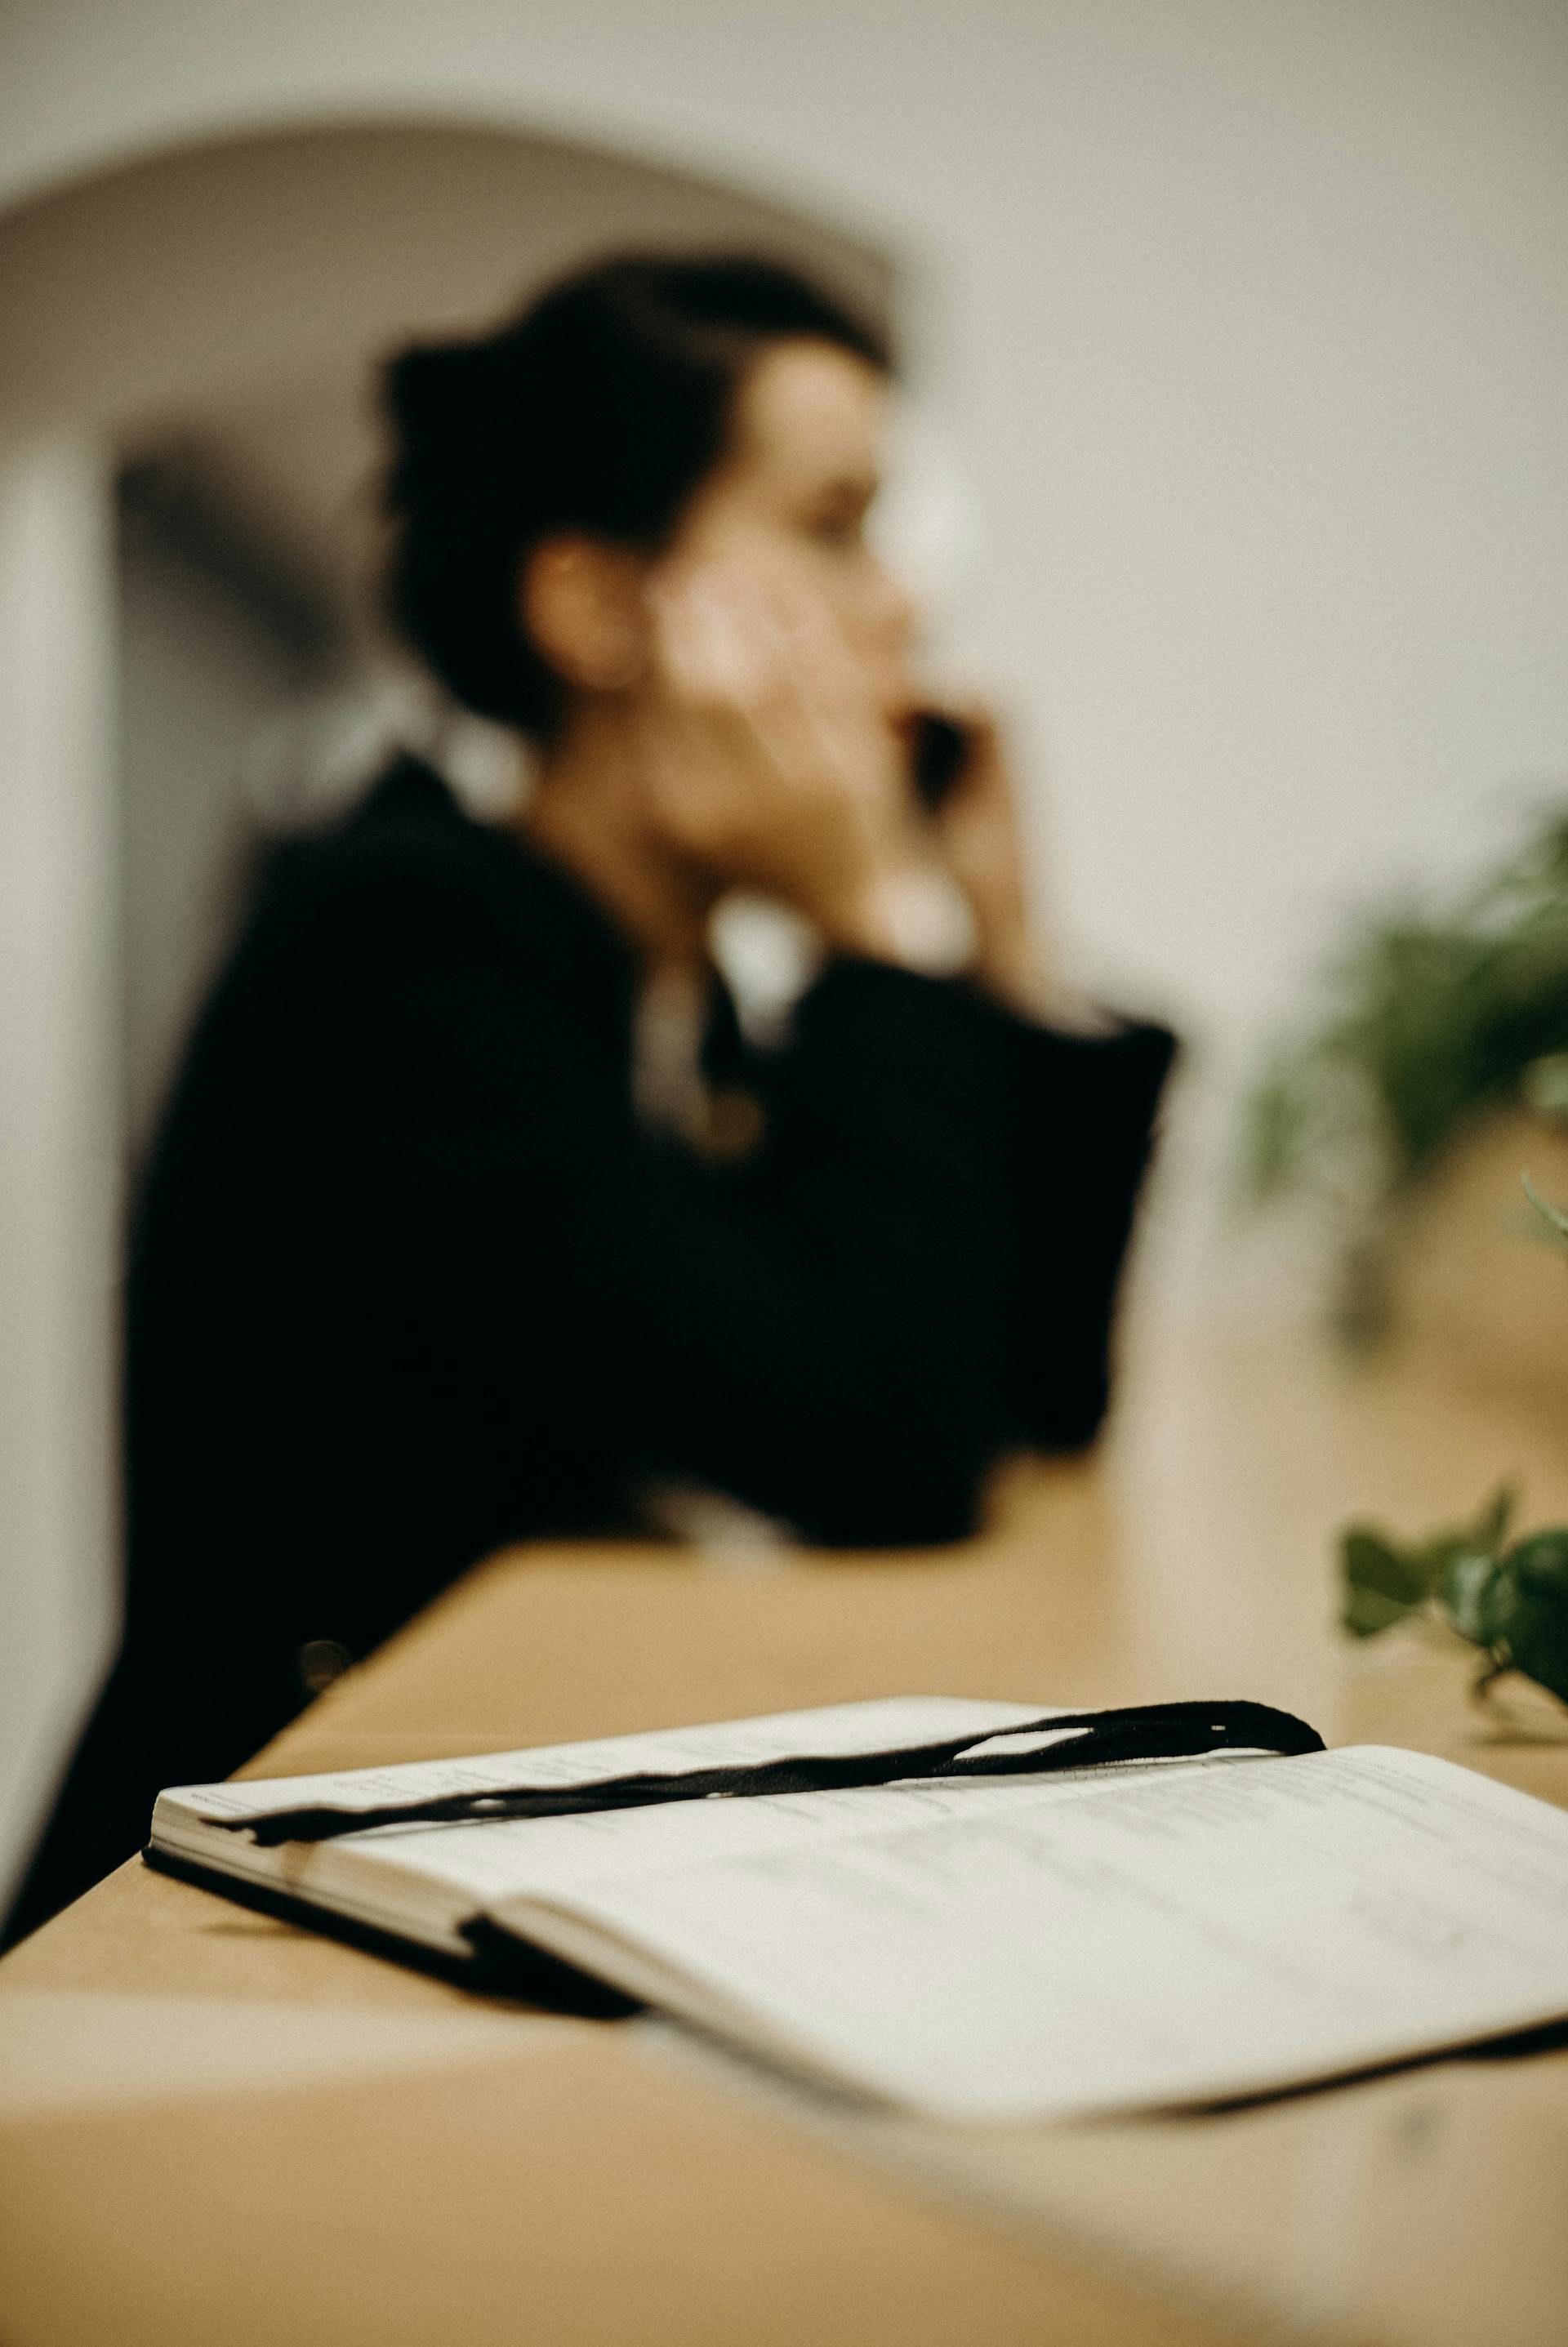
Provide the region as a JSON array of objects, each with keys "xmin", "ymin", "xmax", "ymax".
[{"xmin": 10, "ymin": 254, "xmax": 1174, "ymax": 1941}]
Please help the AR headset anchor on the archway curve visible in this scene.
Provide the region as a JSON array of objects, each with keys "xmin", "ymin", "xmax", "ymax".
[{"xmin": 0, "ymin": 115, "xmax": 894, "ymax": 443}]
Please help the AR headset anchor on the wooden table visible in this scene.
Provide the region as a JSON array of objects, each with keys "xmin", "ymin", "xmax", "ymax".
[{"xmin": 4, "ymin": 1327, "xmax": 1567, "ymax": 2346}]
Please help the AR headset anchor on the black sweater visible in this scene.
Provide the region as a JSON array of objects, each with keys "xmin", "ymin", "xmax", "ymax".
[{"xmin": 10, "ymin": 757, "xmax": 1174, "ymax": 1940}]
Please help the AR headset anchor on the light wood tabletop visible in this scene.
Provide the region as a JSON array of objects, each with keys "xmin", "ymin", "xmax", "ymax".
[{"xmin": 3, "ymin": 1325, "xmax": 1567, "ymax": 2346}]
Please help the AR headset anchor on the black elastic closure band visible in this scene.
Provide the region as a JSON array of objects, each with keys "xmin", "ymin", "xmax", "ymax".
[{"xmin": 209, "ymin": 1699, "xmax": 1324, "ymax": 1847}]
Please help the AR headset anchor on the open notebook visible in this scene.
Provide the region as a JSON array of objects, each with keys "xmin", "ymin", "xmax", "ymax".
[{"xmin": 147, "ymin": 1695, "xmax": 1568, "ymax": 2123}]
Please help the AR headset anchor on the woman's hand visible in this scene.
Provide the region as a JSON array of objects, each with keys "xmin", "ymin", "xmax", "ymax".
[
  {"xmin": 634, "ymin": 563, "xmax": 1071, "ymax": 1009},
  {"xmin": 637, "ymin": 558, "xmax": 937, "ymax": 963}
]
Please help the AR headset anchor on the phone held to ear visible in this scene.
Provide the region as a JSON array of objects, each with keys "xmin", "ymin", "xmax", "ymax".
[{"xmin": 909, "ymin": 710, "xmax": 974, "ymax": 810}]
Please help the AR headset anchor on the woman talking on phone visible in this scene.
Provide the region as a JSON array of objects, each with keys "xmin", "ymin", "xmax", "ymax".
[{"xmin": 11, "ymin": 253, "xmax": 1174, "ymax": 1940}]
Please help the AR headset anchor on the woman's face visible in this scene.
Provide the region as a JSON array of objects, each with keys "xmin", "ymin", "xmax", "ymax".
[{"xmin": 657, "ymin": 338, "xmax": 920, "ymax": 719}]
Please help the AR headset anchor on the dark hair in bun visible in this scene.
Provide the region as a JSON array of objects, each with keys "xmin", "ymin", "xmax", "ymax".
[{"xmin": 382, "ymin": 252, "xmax": 891, "ymax": 738}]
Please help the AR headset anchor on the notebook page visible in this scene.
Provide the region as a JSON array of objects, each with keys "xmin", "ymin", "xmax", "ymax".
[
  {"xmin": 493, "ymin": 1746, "xmax": 1568, "ymax": 2122},
  {"xmin": 329, "ymin": 1744, "xmax": 1189, "ymax": 1908},
  {"xmin": 149, "ymin": 1696, "xmax": 1056, "ymax": 1921}
]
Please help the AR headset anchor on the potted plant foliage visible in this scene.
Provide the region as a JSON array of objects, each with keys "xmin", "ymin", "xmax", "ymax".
[
  {"xmin": 1244, "ymin": 808, "xmax": 1568, "ymax": 1392},
  {"xmin": 1337, "ymin": 1184, "xmax": 1568, "ymax": 1713}
]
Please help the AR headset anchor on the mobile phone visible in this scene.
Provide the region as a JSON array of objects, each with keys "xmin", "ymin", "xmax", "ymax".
[{"xmin": 910, "ymin": 710, "xmax": 973, "ymax": 810}]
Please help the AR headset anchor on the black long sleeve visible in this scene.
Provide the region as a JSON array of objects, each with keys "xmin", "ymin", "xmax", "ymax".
[{"xmin": 7, "ymin": 759, "xmax": 1173, "ymax": 1944}]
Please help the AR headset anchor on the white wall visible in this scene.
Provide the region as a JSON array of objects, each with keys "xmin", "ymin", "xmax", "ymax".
[{"xmin": 0, "ymin": 436, "xmax": 118, "ymax": 1908}]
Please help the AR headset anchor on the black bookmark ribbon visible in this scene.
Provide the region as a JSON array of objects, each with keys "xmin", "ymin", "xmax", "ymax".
[{"xmin": 210, "ymin": 1699, "xmax": 1324, "ymax": 1848}]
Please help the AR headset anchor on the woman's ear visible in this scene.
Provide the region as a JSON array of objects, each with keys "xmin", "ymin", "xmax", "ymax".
[{"xmin": 519, "ymin": 534, "xmax": 649, "ymax": 694}]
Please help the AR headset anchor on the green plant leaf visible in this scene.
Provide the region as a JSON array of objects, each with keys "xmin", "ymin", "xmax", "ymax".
[
  {"xmin": 1337, "ymin": 1493, "xmax": 1568, "ymax": 1712},
  {"xmin": 1505, "ymin": 1529, "xmax": 1568, "ymax": 1600},
  {"xmin": 1418, "ymin": 1485, "xmax": 1517, "ymax": 1625},
  {"xmin": 1339, "ymin": 1525, "xmax": 1431, "ymax": 1637},
  {"xmin": 1342, "ymin": 1583, "xmax": 1421, "ymax": 1637},
  {"xmin": 1241, "ymin": 804, "xmax": 1568, "ymax": 1336},
  {"xmin": 1441, "ymin": 1549, "xmax": 1510, "ymax": 1646},
  {"xmin": 1468, "ymin": 1481, "xmax": 1517, "ymax": 1552},
  {"xmin": 1487, "ymin": 1545, "xmax": 1568, "ymax": 1706},
  {"xmin": 1501, "ymin": 1613, "xmax": 1568, "ymax": 1706}
]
